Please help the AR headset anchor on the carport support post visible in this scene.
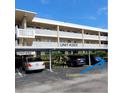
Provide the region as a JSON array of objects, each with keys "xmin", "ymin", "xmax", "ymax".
[
  {"xmin": 88, "ymin": 50, "xmax": 91, "ymax": 66},
  {"xmin": 49, "ymin": 50, "xmax": 53, "ymax": 72}
]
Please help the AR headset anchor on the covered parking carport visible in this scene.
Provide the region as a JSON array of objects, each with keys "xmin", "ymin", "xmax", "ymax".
[
  {"xmin": 15, "ymin": 47, "xmax": 107, "ymax": 72},
  {"xmin": 15, "ymin": 51, "xmax": 36, "ymax": 73}
]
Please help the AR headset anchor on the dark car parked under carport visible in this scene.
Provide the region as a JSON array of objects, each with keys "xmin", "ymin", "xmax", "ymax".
[
  {"xmin": 66, "ymin": 55, "xmax": 101, "ymax": 67},
  {"xmin": 66, "ymin": 56, "xmax": 86, "ymax": 67}
]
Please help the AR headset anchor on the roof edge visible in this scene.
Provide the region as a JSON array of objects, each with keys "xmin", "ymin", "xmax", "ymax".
[
  {"xmin": 33, "ymin": 17, "xmax": 108, "ymax": 32},
  {"xmin": 16, "ymin": 9, "xmax": 37, "ymax": 15}
]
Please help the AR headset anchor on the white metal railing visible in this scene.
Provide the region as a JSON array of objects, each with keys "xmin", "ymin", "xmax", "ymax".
[
  {"xmin": 100, "ymin": 44, "xmax": 108, "ymax": 48},
  {"xmin": 17, "ymin": 28, "xmax": 35, "ymax": 38},
  {"xmin": 30, "ymin": 42, "xmax": 82, "ymax": 48},
  {"xmin": 83, "ymin": 34, "xmax": 99, "ymax": 40},
  {"xmin": 84, "ymin": 44, "xmax": 107, "ymax": 49},
  {"xmin": 16, "ymin": 28, "xmax": 108, "ymax": 41},
  {"xmin": 59, "ymin": 31, "xmax": 82, "ymax": 39},
  {"xmin": 32, "ymin": 41, "xmax": 58, "ymax": 48},
  {"xmin": 35, "ymin": 28, "xmax": 82, "ymax": 39},
  {"xmin": 34, "ymin": 29, "xmax": 57, "ymax": 37},
  {"xmin": 15, "ymin": 41, "xmax": 107, "ymax": 49},
  {"xmin": 100, "ymin": 36, "xmax": 108, "ymax": 41},
  {"xmin": 84, "ymin": 44, "xmax": 100, "ymax": 48}
]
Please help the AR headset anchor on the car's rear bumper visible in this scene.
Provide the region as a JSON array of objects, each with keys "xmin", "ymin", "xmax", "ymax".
[{"xmin": 26, "ymin": 66, "xmax": 45, "ymax": 71}]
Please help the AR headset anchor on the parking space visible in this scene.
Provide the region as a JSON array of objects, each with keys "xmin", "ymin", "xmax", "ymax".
[
  {"xmin": 15, "ymin": 50, "xmax": 107, "ymax": 93},
  {"xmin": 15, "ymin": 62, "xmax": 107, "ymax": 93}
]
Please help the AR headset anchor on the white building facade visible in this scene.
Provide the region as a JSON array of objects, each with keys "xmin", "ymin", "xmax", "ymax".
[{"xmin": 15, "ymin": 9, "xmax": 108, "ymax": 51}]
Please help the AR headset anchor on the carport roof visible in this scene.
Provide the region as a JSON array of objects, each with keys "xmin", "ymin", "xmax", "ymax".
[{"xmin": 15, "ymin": 47, "xmax": 107, "ymax": 52}]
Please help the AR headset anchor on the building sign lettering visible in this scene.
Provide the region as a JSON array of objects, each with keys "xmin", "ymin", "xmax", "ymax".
[{"xmin": 60, "ymin": 43, "xmax": 78, "ymax": 47}]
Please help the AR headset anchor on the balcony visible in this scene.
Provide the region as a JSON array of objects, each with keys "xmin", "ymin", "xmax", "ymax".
[
  {"xmin": 35, "ymin": 29, "xmax": 57, "ymax": 37},
  {"xmin": 84, "ymin": 44, "xmax": 108, "ymax": 49},
  {"xmin": 59, "ymin": 31, "xmax": 82, "ymax": 39},
  {"xmin": 100, "ymin": 44, "xmax": 108, "ymax": 48},
  {"xmin": 32, "ymin": 41, "xmax": 58, "ymax": 48},
  {"xmin": 100, "ymin": 36, "xmax": 108, "ymax": 41},
  {"xmin": 16, "ymin": 28, "xmax": 108, "ymax": 43},
  {"xmin": 16, "ymin": 28, "xmax": 35, "ymax": 38},
  {"xmin": 84, "ymin": 44, "xmax": 107, "ymax": 49},
  {"xmin": 15, "ymin": 41, "xmax": 107, "ymax": 49},
  {"xmin": 83, "ymin": 34, "xmax": 99, "ymax": 40},
  {"xmin": 34, "ymin": 28, "xmax": 83, "ymax": 39},
  {"xmin": 84, "ymin": 44, "xmax": 100, "ymax": 48}
]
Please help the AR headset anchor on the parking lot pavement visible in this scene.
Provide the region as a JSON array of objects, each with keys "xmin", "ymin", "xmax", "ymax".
[{"xmin": 15, "ymin": 64, "xmax": 108, "ymax": 93}]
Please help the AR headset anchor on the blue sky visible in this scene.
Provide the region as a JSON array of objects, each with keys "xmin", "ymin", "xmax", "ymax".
[{"xmin": 16, "ymin": 0, "xmax": 108, "ymax": 29}]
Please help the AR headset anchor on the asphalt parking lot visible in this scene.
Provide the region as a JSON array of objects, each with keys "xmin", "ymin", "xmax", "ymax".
[{"xmin": 15, "ymin": 63, "xmax": 108, "ymax": 93}]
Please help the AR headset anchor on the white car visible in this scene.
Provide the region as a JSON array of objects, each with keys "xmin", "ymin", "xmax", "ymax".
[{"xmin": 23, "ymin": 57, "xmax": 45, "ymax": 72}]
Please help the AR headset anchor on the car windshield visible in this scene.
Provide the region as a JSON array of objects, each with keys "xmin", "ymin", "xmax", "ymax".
[
  {"xmin": 80, "ymin": 58, "xmax": 85, "ymax": 60},
  {"xmin": 77, "ymin": 58, "xmax": 85, "ymax": 61},
  {"xmin": 27, "ymin": 58, "xmax": 42, "ymax": 62}
]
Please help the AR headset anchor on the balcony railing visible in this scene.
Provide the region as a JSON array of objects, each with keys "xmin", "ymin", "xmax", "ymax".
[
  {"xmin": 83, "ymin": 34, "xmax": 99, "ymax": 40},
  {"xmin": 32, "ymin": 41, "xmax": 58, "ymax": 48},
  {"xmin": 16, "ymin": 28, "xmax": 35, "ymax": 38},
  {"xmin": 35, "ymin": 28, "xmax": 83, "ymax": 39},
  {"xmin": 35, "ymin": 29, "xmax": 57, "ymax": 37},
  {"xmin": 16, "ymin": 28, "xmax": 108, "ymax": 41},
  {"xmin": 84, "ymin": 44, "xmax": 107, "ymax": 49},
  {"xmin": 100, "ymin": 36, "xmax": 108, "ymax": 41},
  {"xmin": 59, "ymin": 31, "xmax": 82, "ymax": 39},
  {"xmin": 100, "ymin": 44, "xmax": 108, "ymax": 48},
  {"xmin": 84, "ymin": 44, "xmax": 100, "ymax": 48},
  {"xmin": 15, "ymin": 41, "xmax": 107, "ymax": 49}
]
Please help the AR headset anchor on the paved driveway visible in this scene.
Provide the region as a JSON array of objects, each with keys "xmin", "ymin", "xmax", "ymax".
[{"xmin": 16, "ymin": 64, "xmax": 108, "ymax": 93}]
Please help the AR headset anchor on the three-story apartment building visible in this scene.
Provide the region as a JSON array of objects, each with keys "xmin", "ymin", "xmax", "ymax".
[{"xmin": 15, "ymin": 9, "xmax": 108, "ymax": 54}]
